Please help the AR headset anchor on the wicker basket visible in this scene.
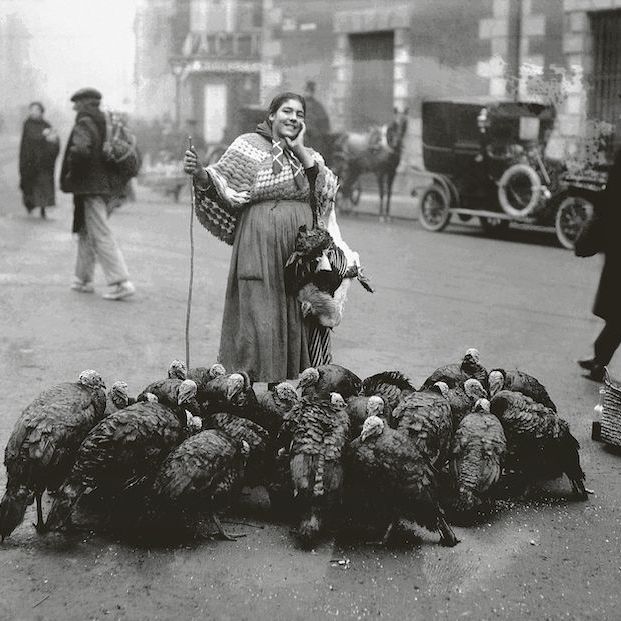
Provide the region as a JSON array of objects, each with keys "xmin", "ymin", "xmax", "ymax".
[{"xmin": 601, "ymin": 367, "xmax": 621, "ymax": 447}]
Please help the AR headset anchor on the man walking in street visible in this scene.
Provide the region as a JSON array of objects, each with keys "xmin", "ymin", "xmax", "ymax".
[
  {"xmin": 577, "ymin": 144, "xmax": 621, "ymax": 382},
  {"xmin": 60, "ymin": 87, "xmax": 135, "ymax": 300}
]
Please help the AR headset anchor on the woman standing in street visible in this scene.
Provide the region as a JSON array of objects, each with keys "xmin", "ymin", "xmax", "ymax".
[
  {"xmin": 19, "ymin": 102, "xmax": 60, "ymax": 218},
  {"xmin": 183, "ymin": 92, "xmax": 343, "ymax": 382}
]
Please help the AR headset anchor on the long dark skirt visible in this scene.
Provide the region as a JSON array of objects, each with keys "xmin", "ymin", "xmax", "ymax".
[
  {"xmin": 219, "ymin": 199, "xmax": 331, "ymax": 382},
  {"xmin": 22, "ymin": 169, "xmax": 56, "ymax": 211}
]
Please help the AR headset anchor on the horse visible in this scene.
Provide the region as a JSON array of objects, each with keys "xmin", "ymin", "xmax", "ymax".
[{"xmin": 331, "ymin": 108, "xmax": 409, "ymax": 221}]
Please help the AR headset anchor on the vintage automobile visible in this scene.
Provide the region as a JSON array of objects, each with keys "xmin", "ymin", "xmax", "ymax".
[{"xmin": 416, "ymin": 97, "xmax": 605, "ymax": 249}]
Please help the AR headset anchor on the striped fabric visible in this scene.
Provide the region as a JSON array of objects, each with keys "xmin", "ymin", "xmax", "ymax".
[
  {"xmin": 325, "ymin": 244, "xmax": 349, "ymax": 278},
  {"xmin": 307, "ymin": 322, "xmax": 332, "ymax": 366}
]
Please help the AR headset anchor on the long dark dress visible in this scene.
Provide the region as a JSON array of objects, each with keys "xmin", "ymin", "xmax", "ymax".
[
  {"xmin": 219, "ymin": 199, "xmax": 314, "ymax": 381},
  {"xmin": 19, "ymin": 118, "xmax": 60, "ymax": 211}
]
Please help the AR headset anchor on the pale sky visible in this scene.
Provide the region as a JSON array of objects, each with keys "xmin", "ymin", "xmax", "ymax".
[{"xmin": 2, "ymin": 0, "xmax": 138, "ymax": 111}]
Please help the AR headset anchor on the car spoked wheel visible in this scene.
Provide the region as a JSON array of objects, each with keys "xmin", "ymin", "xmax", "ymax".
[
  {"xmin": 418, "ymin": 186, "xmax": 451, "ymax": 231},
  {"xmin": 555, "ymin": 195, "xmax": 594, "ymax": 250}
]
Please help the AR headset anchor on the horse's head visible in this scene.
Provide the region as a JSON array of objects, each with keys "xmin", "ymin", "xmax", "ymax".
[{"xmin": 386, "ymin": 107, "xmax": 409, "ymax": 151}]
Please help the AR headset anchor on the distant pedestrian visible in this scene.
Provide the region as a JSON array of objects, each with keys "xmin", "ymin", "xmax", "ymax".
[
  {"xmin": 19, "ymin": 102, "xmax": 60, "ymax": 218},
  {"xmin": 577, "ymin": 147, "xmax": 621, "ymax": 381},
  {"xmin": 303, "ymin": 81, "xmax": 331, "ymax": 156},
  {"xmin": 60, "ymin": 88, "xmax": 135, "ymax": 300}
]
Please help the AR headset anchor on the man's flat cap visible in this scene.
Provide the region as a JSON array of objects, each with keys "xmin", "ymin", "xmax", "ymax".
[{"xmin": 70, "ymin": 88, "xmax": 102, "ymax": 102}]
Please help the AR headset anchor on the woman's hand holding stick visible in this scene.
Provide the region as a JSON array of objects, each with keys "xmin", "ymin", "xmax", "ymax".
[{"xmin": 183, "ymin": 148, "xmax": 210, "ymax": 185}]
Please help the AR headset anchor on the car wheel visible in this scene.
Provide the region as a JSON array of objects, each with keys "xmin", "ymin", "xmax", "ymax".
[
  {"xmin": 419, "ymin": 186, "xmax": 451, "ymax": 232},
  {"xmin": 555, "ymin": 195, "xmax": 594, "ymax": 250}
]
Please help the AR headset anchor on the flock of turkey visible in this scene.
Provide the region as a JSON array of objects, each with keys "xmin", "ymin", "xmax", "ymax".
[{"xmin": 0, "ymin": 349, "xmax": 589, "ymax": 549}]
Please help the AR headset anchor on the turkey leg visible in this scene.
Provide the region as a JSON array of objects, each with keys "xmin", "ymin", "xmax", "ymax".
[
  {"xmin": 437, "ymin": 514, "xmax": 459, "ymax": 547},
  {"xmin": 34, "ymin": 493, "xmax": 46, "ymax": 534},
  {"xmin": 210, "ymin": 513, "xmax": 245, "ymax": 541}
]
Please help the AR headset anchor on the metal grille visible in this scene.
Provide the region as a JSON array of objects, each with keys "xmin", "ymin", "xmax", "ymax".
[{"xmin": 590, "ymin": 10, "xmax": 621, "ymax": 156}]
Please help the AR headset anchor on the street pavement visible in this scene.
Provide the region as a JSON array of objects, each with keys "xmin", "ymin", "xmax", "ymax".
[{"xmin": 0, "ymin": 151, "xmax": 620, "ymax": 620}]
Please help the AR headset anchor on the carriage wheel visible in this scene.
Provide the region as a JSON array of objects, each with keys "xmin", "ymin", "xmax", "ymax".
[
  {"xmin": 555, "ymin": 195, "xmax": 594, "ymax": 250},
  {"xmin": 418, "ymin": 186, "xmax": 451, "ymax": 232},
  {"xmin": 480, "ymin": 216, "xmax": 510, "ymax": 235}
]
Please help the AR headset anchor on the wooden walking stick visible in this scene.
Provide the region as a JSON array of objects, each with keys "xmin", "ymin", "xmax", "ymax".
[{"xmin": 185, "ymin": 136, "xmax": 196, "ymax": 371}]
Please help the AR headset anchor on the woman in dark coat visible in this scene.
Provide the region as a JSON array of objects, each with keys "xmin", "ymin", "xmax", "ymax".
[
  {"xmin": 578, "ymin": 148, "xmax": 621, "ymax": 381},
  {"xmin": 19, "ymin": 102, "xmax": 60, "ymax": 218}
]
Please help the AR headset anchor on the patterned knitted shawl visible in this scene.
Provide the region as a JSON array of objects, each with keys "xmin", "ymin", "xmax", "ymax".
[{"xmin": 193, "ymin": 132, "xmax": 339, "ymax": 245}]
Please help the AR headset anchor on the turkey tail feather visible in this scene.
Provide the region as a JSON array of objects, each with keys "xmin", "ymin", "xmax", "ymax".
[
  {"xmin": 561, "ymin": 431, "xmax": 587, "ymax": 499},
  {"xmin": 450, "ymin": 488, "xmax": 480, "ymax": 515},
  {"xmin": 0, "ymin": 485, "xmax": 33, "ymax": 541}
]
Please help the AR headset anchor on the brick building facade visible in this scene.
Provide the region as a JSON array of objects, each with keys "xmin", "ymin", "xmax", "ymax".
[{"xmin": 135, "ymin": 0, "xmax": 621, "ymax": 166}]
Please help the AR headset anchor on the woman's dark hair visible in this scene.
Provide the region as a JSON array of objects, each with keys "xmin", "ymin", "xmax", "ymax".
[
  {"xmin": 29, "ymin": 101, "xmax": 45, "ymax": 114},
  {"xmin": 267, "ymin": 92, "xmax": 306, "ymax": 118}
]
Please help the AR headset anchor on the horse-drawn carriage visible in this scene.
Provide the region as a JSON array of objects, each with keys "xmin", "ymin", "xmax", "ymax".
[{"xmin": 416, "ymin": 97, "xmax": 607, "ymax": 249}]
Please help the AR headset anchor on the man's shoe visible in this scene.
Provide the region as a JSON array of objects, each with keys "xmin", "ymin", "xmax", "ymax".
[
  {"xmin": 70, "ymin": 280, "xmax": 94, "ymax": 293},
  {"xmin": 102, "ymin": 281, "xmax": 135, "ymax": 301},
  {"xmin": 584, "ymin": 364, "xmax": 605, "ymax": 383},
  {"xmin": 578, "ymin": 358, "xmax": 596, "ymax": 371}
]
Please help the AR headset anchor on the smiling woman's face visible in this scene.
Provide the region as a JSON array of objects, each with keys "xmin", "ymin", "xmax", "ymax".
[{"xmin": 269, "ymin": 98, "xmax": 305, "ymax": 141}]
